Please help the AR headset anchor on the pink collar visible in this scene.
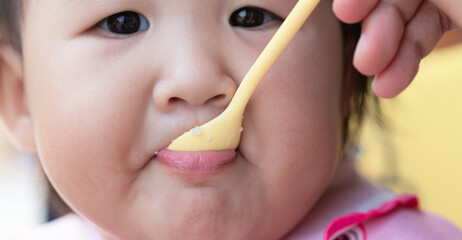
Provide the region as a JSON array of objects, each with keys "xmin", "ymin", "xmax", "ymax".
[{"xmin": 324, "ymin": 195, "xmax": 418, "ymax": 240}]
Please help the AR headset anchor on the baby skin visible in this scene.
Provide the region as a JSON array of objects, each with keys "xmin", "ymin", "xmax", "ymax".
[{"xmin": 0, "ymin": 0, "xmax": 460, "ymax": 239}]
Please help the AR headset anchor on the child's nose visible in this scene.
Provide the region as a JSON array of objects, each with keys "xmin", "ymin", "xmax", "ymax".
[{"xmin": 152, "ymin": 45, "xmax": 237, "ymax": 113}]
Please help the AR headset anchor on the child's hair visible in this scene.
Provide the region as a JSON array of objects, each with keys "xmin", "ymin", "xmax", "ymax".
[
  {"xmin": 0, "ymin": 0, "xmax": 21, "ymax": 52},
  {"xmin": 0, "ymin": 0, "xmax": 375, "ymax": 218},
  {"xmin": 340, "ymin": 22, "xmax": 373, "ymax": 145}
]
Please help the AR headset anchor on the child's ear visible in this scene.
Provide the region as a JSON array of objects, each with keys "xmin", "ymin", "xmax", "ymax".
[{"xmin": 0, "ymin": 45, "xmax": 36, "ymax": 152}]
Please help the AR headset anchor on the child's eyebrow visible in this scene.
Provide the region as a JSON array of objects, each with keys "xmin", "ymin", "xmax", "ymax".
[
  {"xmin": 52, "ymin": 0, "xmax": 113, "ymax": 14},
  {"xmin": 41, "ymin": 0, "xmax": 125, "ymax": 26}
]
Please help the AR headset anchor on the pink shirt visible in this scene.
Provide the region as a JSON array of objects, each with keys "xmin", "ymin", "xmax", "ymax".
[
  {"xmin": 306, "ymin": 195, "xmax": 461, "ymax": 240},
  {"xmin": 15, "ymin": 195, "xmax": 462, "ymax": 240}
]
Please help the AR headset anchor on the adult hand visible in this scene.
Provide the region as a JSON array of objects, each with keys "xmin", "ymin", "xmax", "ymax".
[{"xmin": 333, "ymin": 0, "xmax": 460, "ymax": 98}]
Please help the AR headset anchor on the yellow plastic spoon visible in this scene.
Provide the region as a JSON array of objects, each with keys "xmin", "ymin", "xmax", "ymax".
[{"xmin": 168, "ymin": 0, "xmax": 320, "ymax": 151}]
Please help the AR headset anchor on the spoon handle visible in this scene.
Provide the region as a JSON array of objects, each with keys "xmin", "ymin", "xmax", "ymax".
[
  {"xmin": 230, "ymin": 0, "xmax": 320, "ymax": 114},
  {"xmin": 167, "ymin": 0, "xmax": 321, "ymax": 151}
]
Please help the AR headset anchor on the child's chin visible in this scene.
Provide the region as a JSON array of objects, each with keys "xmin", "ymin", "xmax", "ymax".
[
  {"xmin": 122, "ymin": 217, "xmax": 256, "ymax": 240},
  {"xmin": 128, "ymin": 182, "xmax": 266, "ymax": 239}
]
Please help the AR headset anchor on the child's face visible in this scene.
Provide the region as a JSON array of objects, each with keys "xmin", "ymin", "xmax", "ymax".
[{"xmin": 21, "ymin": 0, "xmax": 344, "ymax": 238}]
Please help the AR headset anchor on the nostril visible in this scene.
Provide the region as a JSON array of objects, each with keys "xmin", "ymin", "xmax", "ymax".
[
  {"xmin": 168, "ymin": 97, "xmax": 183, "ymax": 104},
  {"xmin": 210, "ymin": 94, "xmax": 226, "ymax": 102},
  {"xmin": 167, "ymin": 94, "xmax": 228, "ymax": 106},
  {"xmin": 205, "ymin": 94, "xmax": 228, "ymax": 106}
]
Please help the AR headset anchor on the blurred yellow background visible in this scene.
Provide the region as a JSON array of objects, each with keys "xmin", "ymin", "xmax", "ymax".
[{"xmin": 356, "ymin": 31, "xmax": 462, "ymax": 229}]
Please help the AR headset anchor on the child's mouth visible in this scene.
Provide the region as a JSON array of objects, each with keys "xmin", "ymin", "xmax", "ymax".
[{"xmin": 157, "ymin": 149, "xmax": 237, "ymax": 175}]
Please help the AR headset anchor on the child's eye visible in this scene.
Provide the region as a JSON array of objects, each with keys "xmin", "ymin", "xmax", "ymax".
[
  {"xmin": 98, "ymin": 11, "xmax": 149, "ymax": 35},
  {"xmin": 229, "ymin": 7, "xmax": 281, "ymax": 28}
]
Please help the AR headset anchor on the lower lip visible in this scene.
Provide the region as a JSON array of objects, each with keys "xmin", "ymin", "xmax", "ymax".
[{"xmin": 157, "ymin": 149, "xmax": 237, "ymax": 175}]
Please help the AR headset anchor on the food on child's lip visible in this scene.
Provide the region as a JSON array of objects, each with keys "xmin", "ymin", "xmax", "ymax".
[{"xmin": 167, "ymin": 0, "xmax": 320, "ymax": 151}]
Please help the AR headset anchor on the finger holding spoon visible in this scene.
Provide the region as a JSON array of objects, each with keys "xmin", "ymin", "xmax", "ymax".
[{"xmin": 333, "ymin": 0, "xmax": 459, "ymax": 98}]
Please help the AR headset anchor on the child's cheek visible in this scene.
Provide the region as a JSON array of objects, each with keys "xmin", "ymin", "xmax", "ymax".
[{"xmin": 23, "ymin": 38, "xmax": 157, "ymax": 216}]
